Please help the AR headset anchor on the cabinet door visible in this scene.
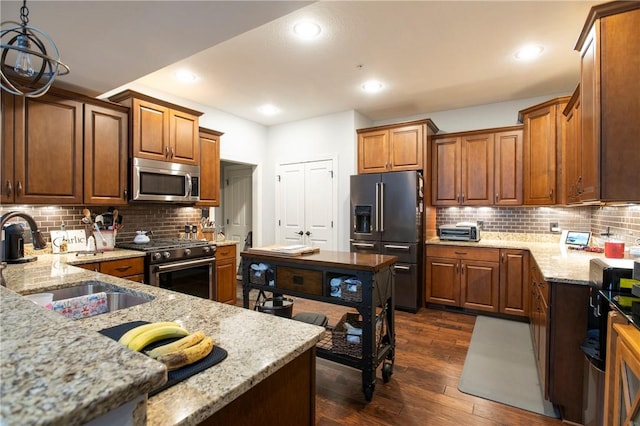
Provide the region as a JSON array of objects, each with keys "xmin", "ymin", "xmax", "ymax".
[
  {"xmin": 1, "ymin": 91, "xmax": 16, "ymax": 204},
  {"xmin": 132, "ymin": 98, "xmax": 170, "ymax": 161},
  {"xmin": 425, "ymin": 256, "xmax": 459, "ymax": 306},
  {"xmin": 460, "ymin": 259, "xmax": 499, "ymax": 312},
  {"xmin": 198, "ymin": 130, "xmax": 221, "ymax": 206},
  {"xmin": 494, "ymin": 129, "xmax": 523, "ymax": 205},
  {"xmin": 216, "ymin": 246, "xmax": 237, "ymax": 305},
  {"xmin": 579, "ymin": 26, "xmax": 599, "ymax": 203},
  {"xmin": 14, "ymin": 94, "xmax": 83, "ymax": 204},
  {"xmin": 170, "ymin": 109, "xmax": 199, "ymax": 165},
  {"xmin": 523, "ymin": 105, "xmax": 557, "ymax": 205},
  {"xmin": 612, "ymin": 326, "xmax": 640, "ymax": 426},
  {"xmin": 389, "ymin": 124, "xmax": 423, "ymax": 171},
  {"xmin": 84, "ymin": 104, "xmax": 128, "ymax": 205},
  {"xmin": 461, "ymin": 133, "xmax": 494, "ymax": 205},
  {"xmin": 499, "ymin": 249, "xmax": 529, "ymax": 316},
  {"xmin": 564, "ymin": 93, "xmax": 581, "ymax": 204},
  {"xmin": 358, "ymin": 130, "xmax": 389, "ymax": 173},
  {"xmin": 431, "ymin": 136, "xmax": 460, "ymax": 206}
]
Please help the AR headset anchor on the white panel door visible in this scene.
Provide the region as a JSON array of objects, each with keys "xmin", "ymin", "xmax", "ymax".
[
  {"xmin": 223, "ymin": 165, "xmax": 252, "ymax": 270},
  {"xmin": 277, "ymin": 163, "xmax": 306, "ymax": 245},
  {"xmin": 276, "ymin": 159, "xmax": 336, "ymax": 250},
  {"xmin": 304, "ymin": 160, "xmax": 334, "ymax": 249}
]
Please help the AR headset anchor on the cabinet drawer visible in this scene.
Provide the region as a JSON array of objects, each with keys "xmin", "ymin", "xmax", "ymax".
[
  {"xmin": 427, "ymin": 245, "xmax": 499, "ymax": 262},
  {"xmin": 216, "ymin": 244, "xmax": 236, "ymax": 260},
  {"xmin": 100, "ymin": 257, "xmax": 145, "ymax": 278},
  {"xmin": 276, "ymin": 266, "xmax": 322, "ymax": 296}
]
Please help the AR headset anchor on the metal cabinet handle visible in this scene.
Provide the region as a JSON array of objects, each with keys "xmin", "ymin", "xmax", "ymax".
[
  {"xmin": 501, "ymin": 253, "xmax": 505, "ymax": 263},
  {"xmin": 461, "ymin": 263, "xmax": 465, "ymax": 274},
  {"xmin": 455, "ymin": 263, "xmax": 459, "ymax": 274},
  {"xmin": 165, "ymin": 146, "xmax": 170, "ymax": 158},
  {"xmin": 462, "ymin": 193, "xmax": 465, "ymax": 203},
  {"xmin": 495, "ymin": 193, "xmax": 499, "ymax": 203},
  {"xmin": 454, "ymin": 251, "xmax": 467, "ymax": 255},
  {"xmin": 549, "ymin": 188, "xmax": 553, "ymax": 199},
  {"xmin": 352, "ymin": 242, "xmax": 375, "ymax": 248},
  {"xmin": 115, "ymin": 266, "xmax": 132, "ymax": 272},
  {"xmin": 5, "ymin": 180, "xmax": 12, "ymax": 197},
  {"xmin": 393, "ymin": 265, "xmax": 411, "ymax": 271},
  {"xmin": 16, "ymin": 181, "xmax": 22, "ymax": 197},
  {"xmin": 457, "ymin": 193, "xmax": 461, "ymax": 204},
  {"xmin": 171, "ymin": 147, "xmax": 175, "ymax": 158},
  {"xmin": 384, "ymin": 244, "xmax": 410, "ymax": 250}
]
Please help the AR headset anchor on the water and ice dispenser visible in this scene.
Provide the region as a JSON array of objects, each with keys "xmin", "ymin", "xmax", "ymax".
[{"xmin": 354, "ymin": 205, "xmax": 373, "ymax": 234}]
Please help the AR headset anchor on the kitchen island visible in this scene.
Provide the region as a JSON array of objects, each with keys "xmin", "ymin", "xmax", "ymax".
[{"xmin": 1, "ymin": 251, "xmax": 325, "ymax": 426}]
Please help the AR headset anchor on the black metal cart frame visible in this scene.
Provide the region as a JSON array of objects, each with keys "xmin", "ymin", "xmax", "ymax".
[{"xmin": 241, "ymin": 252, "xmax": 396, "ymax": 401}]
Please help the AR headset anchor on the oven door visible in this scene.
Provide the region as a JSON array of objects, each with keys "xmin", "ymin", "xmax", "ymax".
[{"xmin": 149, "ymin": 257, "xmax": 215, "ymax": 300}]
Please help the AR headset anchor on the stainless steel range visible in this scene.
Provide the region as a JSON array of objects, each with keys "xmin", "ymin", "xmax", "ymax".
[{"xmin": 117, "ymin": 239, "xmax": 217, "ymax": 300}]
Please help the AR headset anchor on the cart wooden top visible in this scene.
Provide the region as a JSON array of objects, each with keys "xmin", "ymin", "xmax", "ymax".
[{"xmin": 241, "ymin": 249, "xmax": 397, "ymax": 272}]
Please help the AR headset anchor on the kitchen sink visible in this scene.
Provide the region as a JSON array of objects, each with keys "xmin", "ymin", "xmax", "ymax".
[
  {"xmin": 47, "ymin": 281, "xmax": 112, "ymax": 301},
  {"xmin": 29, "ymin": 281, "xmax": 154, "ymax": 318}
]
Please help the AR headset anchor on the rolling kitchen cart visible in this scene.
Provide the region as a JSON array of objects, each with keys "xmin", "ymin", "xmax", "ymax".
[{"xmin": 240, "ymin": 249, "xmax": 396, "ymax": 401}]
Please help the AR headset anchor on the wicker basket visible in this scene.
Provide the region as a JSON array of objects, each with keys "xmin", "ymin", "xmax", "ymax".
[
  {"xmin": 332, "ymin": 312, "xmax": 381, "ymax": 358},
  {"xmin": 340, "ymin": 279, "xmax": 362, "ymax": 302},
  {"xmin": 249, "ymin": 264, "xmax": 272, "ymax": 285}
]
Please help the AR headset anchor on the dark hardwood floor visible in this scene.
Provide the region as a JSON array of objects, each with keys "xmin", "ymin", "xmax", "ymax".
[{"xmin": 236, "ymin": 284, "xmax": 563, "ymax": 426}]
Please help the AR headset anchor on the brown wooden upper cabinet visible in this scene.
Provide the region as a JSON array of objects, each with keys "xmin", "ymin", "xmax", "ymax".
[
  {"xmin": 562, "ymin": 86, "xmax": 582, "ymax": 205},
  {"xmin": 357, "ymin": 119, "xmax": 438, "ymax": 174},
  {"xmin": 198, "ymin": 127, "xmax": 224, "ymax": 207},
  {"xmin": 1, "ymin": 88, "xmax": 128, "ymax": 205},
  {"xmin": 573, "ymin": 2, "xmax": 640, "ymax": 203},
  {"xmin": 109, "ymin": 90, "xmax": 203, "ymax": 166},
  {"xmin": 431, "ymin": 126, "xmax": 523, "ymax": 206},
  {"xmin": 519, "ymin": 96, "xmax": 569, "ymax": 206}
]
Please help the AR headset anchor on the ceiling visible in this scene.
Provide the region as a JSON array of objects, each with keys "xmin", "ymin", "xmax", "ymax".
[{"xmin": 1, "ymin": 1, "xmax": 600, "ymax": 126}]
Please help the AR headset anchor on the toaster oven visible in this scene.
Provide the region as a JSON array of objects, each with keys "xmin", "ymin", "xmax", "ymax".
[{"xmin": 438, "ymin": 223, "xmax": 481, "ymax": 242}]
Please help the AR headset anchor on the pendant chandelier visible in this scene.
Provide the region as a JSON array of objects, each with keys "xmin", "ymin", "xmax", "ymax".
[{"xmin": 1, "ymin": 0, "xmax": 70, "ymax": 97}]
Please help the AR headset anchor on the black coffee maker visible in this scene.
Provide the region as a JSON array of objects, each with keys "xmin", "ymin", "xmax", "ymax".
[{"xmin": 2, "ymin": 223, "xmax": 36, "ymax": 263}]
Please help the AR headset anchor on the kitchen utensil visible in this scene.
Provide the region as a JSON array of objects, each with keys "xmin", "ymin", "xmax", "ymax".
[
  {"xmin": 112, "ymin": 209, "xmax": 119, "ymax": 228},
  {"xmin": 133, "ymin": 231, "xmax": 150, "ymax": 244},
  {"xmin": 93, "ymin": 223, "xmax": 107, "ymax": 246},
  {"xmin": 81, "ymin": 208, "xmax": 92, "ymax": 224},
  {"xmin": 604, "ymin": 241, "xmax": 625, "ymax": 258}
]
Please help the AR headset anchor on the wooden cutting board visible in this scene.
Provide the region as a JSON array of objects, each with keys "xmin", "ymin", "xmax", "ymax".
[{"xmin": 247, "ymin": 245, "xmax": 320, "ymax": 257}]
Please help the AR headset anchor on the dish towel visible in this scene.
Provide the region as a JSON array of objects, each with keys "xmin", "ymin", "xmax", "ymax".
[{"xmin": 50, "ymin": 292, "xmax": 109, "ymax": 320}]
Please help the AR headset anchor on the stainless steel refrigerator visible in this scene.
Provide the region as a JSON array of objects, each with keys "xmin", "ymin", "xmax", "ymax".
[{"xmin": 350, "ymin": 171, "xmax": 423, "ymax": 312}]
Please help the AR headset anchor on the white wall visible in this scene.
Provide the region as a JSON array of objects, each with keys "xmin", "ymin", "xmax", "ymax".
[
  {"xmin": 264, "ymin": 110, "xmax": 361, "ymax": 250},
  {"xmin": 373, "ymin": 92, "xmax": 571, "ymax": 133}
]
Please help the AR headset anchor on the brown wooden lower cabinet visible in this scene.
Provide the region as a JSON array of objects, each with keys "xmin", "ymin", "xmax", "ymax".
[
  {"xmin": 214, "ymin": 244, "xmax": 237, "ymax": 305},
  {"xmin": 75, "ymin": 257, "xmax": 145, "ymax": 283},
  {"xmin": 603, "ymin": 311, "xmax": 640, "ymax": 426},
  {"xmin": 500, "ymin": 249, "xmax": 529, "ymax": 316},
  {"xmin": 197, "ymin": 347, "xmax": 316, "ymax": 426}
]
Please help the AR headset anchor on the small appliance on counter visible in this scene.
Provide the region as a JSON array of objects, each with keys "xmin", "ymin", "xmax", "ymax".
[
  {"xmin": 438, "ymin": 222, "xmax": 481, "ymax": 242},
  {"xmin": 1, "ymin": 223, "xmax": 36, "ymax": 263}
]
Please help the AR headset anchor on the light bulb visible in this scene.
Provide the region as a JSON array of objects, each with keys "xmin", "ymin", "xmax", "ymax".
[{"xmin": 14, "ymin": 35, "xmax": 35, "ymax": 77}]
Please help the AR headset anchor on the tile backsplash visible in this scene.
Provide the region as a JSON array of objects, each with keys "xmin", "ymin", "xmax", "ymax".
[
  {"xmin": 0, "ymin": 205, "xmax": 204, "ymax": 245},
  {"xmin": 436, "ymin": 205, "xmax": 640, "ymax": 245}
]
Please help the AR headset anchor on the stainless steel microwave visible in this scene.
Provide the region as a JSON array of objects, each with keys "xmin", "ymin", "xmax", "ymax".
[{"xmin": 132, "ymin": 157, "xmax": 200, "ymax": 202}]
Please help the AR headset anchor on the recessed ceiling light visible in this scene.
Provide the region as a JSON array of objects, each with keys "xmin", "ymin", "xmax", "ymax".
[
  {"xmin": 361, "ymin": 80, "xmax": 384, "ymax": 93},
  {"xmin": 293, "ymin": 21, "xmax": 321, "ymax": 40},
  {"xmin": 258, "ymin": 104, "xmax": 280, "ymax": 115},
  {"xmin": 514, "ymin": 44, "xmax": 544, "ymax": 61},
  {"xmin": 174, "ymin": 69, "xmax": 197, "ymax": 83}
]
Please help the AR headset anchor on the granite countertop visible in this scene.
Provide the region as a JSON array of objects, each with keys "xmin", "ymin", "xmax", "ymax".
[
  {"xmin": 1, "ymin": 251, "xmax": 325, "ymax": 426},
  {"xmin": 426, "ymin": 233, "xmax": 633, "ymax": 285}
]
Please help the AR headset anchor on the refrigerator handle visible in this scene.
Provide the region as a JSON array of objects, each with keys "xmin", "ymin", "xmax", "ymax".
[
  {"xmin": 379, "ymin": 182, "xmax": 384, "ymax": 232},
  {"xmin": 375, "ymin": 182, "xmax": 380, "ymax": 232}
]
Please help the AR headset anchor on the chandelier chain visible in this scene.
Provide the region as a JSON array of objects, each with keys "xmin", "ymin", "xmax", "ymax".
[{"xmin": 19, "ymin": 1, "xmax": 29, "ymax": 27}]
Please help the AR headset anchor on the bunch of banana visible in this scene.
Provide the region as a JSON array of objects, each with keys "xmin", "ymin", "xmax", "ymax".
[
  {"xmin": 146, "ymin": 331, "xmax": 214, "ymax": 371},
  {"xmin": 118, "ymin": 322, "xmax": 189, "ymax": 352}
]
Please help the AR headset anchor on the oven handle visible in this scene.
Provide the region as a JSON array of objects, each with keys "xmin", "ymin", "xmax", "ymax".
[{"xmin": 154, "ymin": 257, "xmax": 215, "ymax": 273}]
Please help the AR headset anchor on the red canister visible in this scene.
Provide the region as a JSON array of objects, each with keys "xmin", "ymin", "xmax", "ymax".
[{"xmin": 604, "ymin": 241, "xmax": 625, "ymax": 258}]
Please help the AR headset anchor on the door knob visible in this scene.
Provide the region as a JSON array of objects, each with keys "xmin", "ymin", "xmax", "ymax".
[
  {"xmin": 305, "ymin": 231, "xmax": 311, "ymax": 236},
  {"xmin": 297, "ymin": 231, "xmax": 303, "ymax": 236}
]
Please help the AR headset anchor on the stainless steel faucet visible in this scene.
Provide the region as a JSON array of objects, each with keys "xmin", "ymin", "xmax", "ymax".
[{"xmin": 0, "ymin": 211, "xmax": 47, "ymax": 287}]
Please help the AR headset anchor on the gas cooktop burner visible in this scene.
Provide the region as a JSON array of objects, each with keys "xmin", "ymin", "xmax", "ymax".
[{"xmin": 117, "ymin": 239, "xmax": 212, "ymax": 251}]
